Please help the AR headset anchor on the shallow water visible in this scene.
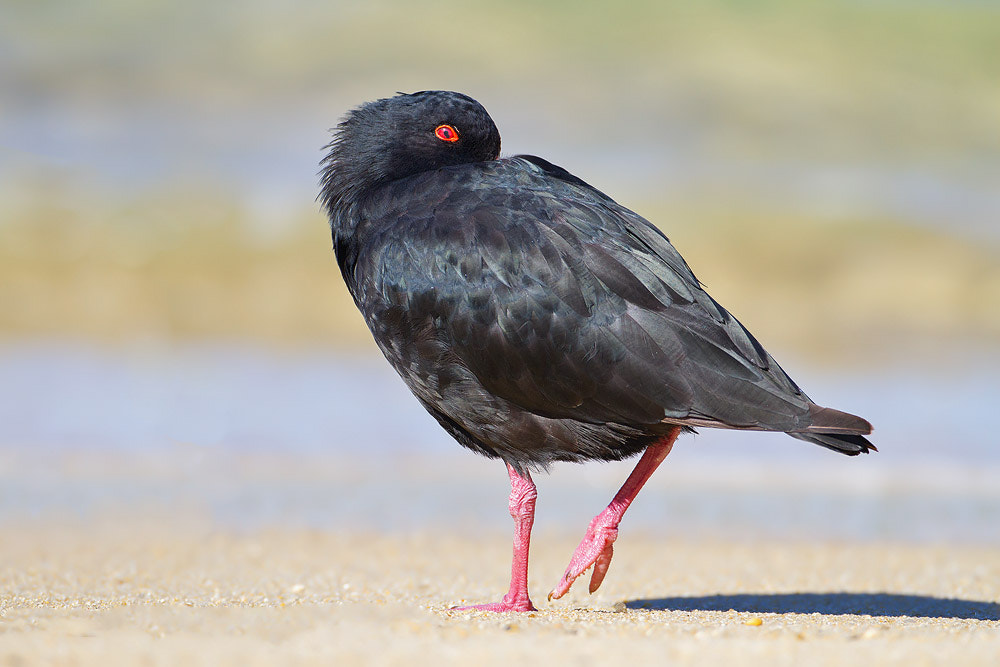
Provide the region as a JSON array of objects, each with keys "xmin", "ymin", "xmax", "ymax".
[{"xmin": 1, "ymin": 341, "xmax": 997, "ymax": 543}]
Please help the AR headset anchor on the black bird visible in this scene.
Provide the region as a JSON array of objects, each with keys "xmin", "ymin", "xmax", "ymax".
[{"xmin": 319, "ymin": 91, "xmax": 874, "ymax": 612}]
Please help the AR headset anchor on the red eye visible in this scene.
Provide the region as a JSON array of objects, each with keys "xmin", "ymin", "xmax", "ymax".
[{"xmin": 435, "ymin": 124, "xmax": 459, "ymax": 142}]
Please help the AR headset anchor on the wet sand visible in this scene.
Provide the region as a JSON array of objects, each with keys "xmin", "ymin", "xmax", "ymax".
[{"xmin": 1, "ymin": 518, "xmax": 997, "ymax": 666}]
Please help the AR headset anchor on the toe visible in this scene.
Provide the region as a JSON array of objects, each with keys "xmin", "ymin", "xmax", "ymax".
[{"xmin": 588, "ymin": 542, "xmax": 614, "ymax": 593}]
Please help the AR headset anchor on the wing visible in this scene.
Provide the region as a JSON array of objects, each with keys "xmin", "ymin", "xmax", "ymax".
[{"xmin": 356, "ymin": 156, "xmax": 828, "ymax": 433}]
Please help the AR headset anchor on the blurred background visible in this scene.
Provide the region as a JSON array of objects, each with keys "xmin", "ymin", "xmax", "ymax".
[{"xmin": 1, "ymin": 0, "xmax": 998, "ymax": 543}]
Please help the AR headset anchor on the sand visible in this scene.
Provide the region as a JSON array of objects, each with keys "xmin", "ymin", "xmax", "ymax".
[{"xmin": 1, "ymin": 517, "xmax": 997, "ymax": 666}]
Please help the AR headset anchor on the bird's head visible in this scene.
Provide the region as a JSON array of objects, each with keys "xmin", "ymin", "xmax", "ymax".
[{"xmin": 319, "ymin": 91, "xmax": 501, "ymax": 219}]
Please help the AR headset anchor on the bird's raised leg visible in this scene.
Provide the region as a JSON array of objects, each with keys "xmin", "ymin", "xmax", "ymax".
[
  {"xmin": 549, "ymin": 427, "xmax": 680, "ymax": 601},
  {"xmin": 453, "ymin": 463, "xmax": 537, "ymax": 612}
]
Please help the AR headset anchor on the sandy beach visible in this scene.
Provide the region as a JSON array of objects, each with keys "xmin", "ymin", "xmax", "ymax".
[{"xmin": 1, "ymin": 515, "xmax": 997, "ymax": 666}]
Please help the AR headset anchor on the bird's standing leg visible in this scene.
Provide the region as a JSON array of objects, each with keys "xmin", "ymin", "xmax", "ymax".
[
  {"xmin": 453, "ymin": 463, "xmax": 537, "ymax": 612},
  {"xmin": 549, "ymin": 427, "xmax": 680, "ymax": 601}
]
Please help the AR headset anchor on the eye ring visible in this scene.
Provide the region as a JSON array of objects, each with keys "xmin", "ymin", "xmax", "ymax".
[{"xmin": 435, "ymin": 124, "xmax": 459, "ymax": 142}]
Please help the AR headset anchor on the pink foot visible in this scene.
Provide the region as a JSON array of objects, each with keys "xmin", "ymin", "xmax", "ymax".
[
  {"xmin": 452, "ymin": 592, "xmax": 537, "ymax": 613},
  {"xmin": 548, "ymin": 513, "xmax": 618, "ymax": 600}
]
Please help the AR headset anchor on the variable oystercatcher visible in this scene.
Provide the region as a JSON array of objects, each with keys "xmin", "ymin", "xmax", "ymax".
[{"xmin": 319, "ymin": 91, "xmax": 874, "ymax": 612}]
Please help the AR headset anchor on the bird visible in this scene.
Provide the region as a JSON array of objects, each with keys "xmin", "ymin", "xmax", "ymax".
[{"xmin": 318, "ymin": 90, "xmax": 874, "ymax": 612}]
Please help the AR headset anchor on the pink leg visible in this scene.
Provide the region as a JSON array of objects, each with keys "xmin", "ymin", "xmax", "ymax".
[
  {"xmin": 548, "ymin": 427, "xmax": 680, "ymax": 601},
  {"xmin": 453, "ymin": 463, "xmax": 537, "ymax": 612}
]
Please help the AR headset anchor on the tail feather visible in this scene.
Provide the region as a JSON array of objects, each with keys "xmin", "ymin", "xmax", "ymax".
[
  {"xmin": 804, "ymin": 404, "xmax": 873, "ymax": 435},
  {"xmin": 790, "ymin": 403, "xmax": 876, "ymax": 455},
  {"xmin": 788, "ymin": 431, "xmax": 876, "ymax": 456}
]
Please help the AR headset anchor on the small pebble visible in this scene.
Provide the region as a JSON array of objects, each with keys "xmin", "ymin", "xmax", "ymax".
[{"xmin": 745, "ymin": 617, "xmax": 763, "ymax": 626}]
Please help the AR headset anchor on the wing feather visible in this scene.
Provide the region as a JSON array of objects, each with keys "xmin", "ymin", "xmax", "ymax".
[{"xmin": 359, "ymin": 157, "xmax": 835, "ymax": 434}]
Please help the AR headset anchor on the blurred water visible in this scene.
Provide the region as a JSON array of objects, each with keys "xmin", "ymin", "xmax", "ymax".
[
  {"xmin": 5, "ymin": 103, "xmax": 1000, "ymax": 242},
  {"xmin": 1, "ymin": 340, "xmax": 997, "ymax": 462},
  {"xmin": 0, "ymin": 342, "xmax": 997, "ymax": 543},
  {"xmin": 0, "ymin": 341, "xmax": 440, "ymax": 454}
]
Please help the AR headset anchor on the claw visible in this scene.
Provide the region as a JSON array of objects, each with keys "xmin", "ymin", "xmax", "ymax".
[{"xmin": 548, "ymin": 521, "xmax": 618, "ymax": 600}]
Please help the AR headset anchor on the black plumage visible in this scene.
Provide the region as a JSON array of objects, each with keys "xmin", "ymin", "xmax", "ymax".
[
  {"xmin": 320, "ymin": 91, "xmax": 873, "ymax": 474},
  {"xmin": 319, "ymin": 91, "xmax": 874, "ymax": 609}
]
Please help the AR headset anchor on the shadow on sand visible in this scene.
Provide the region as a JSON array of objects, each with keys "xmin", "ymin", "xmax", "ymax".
[{"xmin": 625, "ymin": 593, "xmax": 999, "ymax": 621}]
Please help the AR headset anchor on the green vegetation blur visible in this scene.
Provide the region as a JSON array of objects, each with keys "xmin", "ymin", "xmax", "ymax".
[{"xmin": 2, "ymin": 0, "xmax": 998, "ymax": 365}]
